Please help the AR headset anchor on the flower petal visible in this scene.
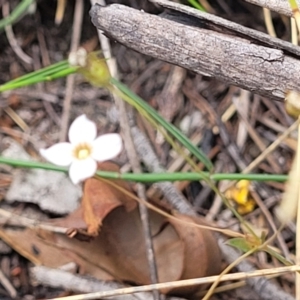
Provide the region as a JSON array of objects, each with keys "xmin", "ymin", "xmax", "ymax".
[
  {"xmin": 91, "ymin": 133, "xmax": 122, "ymax": 161},
  {"xmin": 68, "ymin": 115, "xmax": 97, "ymax": 145},
  {"xmin": 40, "ymin": 143, "xmax": 73, "ymax": 166},
  {"xmin": 69, "ymin": 157, "xmax": 97, "ymax": 184}
]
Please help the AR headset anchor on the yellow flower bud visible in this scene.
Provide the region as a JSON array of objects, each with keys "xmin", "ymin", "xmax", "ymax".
[
  {"xmin": 285, "ymin": 90, "xmax": 300, "ymax": 118},
  {"xmin": 79, "ymin": 52, "xmax": 111, "ymax": 88}
]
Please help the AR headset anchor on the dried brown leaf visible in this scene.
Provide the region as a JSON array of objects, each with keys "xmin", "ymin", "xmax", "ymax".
[
  {"xmin": 169, "ymin": 213, "xmax": 222, "ymax": 295},
  {"xmin": 51, "ymin": 162, "xmax": 136, "ymax": 236},
  {"xmin": 0, "ymin": 228, "xmax": 71, "ymax": 267},
  {"xmin": 2, "ymin": 161, "xmax": 221, "ymax": 297},
  {"xmin": 46, "ymin": 207, "xmax": 221, "ymax": 295}
]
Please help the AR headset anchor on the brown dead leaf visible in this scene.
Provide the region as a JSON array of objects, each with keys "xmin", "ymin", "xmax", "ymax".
[
  {"xmin": 2, "ymin": 161, "xmax": 221, "ymax": 297},
  {"xmin": 81, "ymin": 177, "xmax": 116, "ymax": 236},
  {"xmin": 47, "ymin": 206, "xmax": 185, "ymax": 285},
  {"xmin": 46, "ymin": 207, "xmax": 221, "ymax": 295},
  {"xmin": 82, "ymin": 162, "xmax": 136, "ymax": 235},
  {"xmin": 47, "ymin": 162, "xmax": 221, "ymax": 295},
  {"xmin": 52, "ymin": 162, "xmax": 136, "ymax": 236},
  {"xmin": 0, "ymin": 228, "xmax": 70, "ymax": 267},
  {"xmin": 0, "ymin": 227, "xmax": 114, "ymax": 281},
  {"xmin": 169, "ymin": 213, "xmax": 222, "ymax": 295}
]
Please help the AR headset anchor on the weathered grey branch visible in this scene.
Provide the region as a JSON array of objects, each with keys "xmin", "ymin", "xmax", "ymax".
[
  {"xmin": 90, "ymin": 2, "xmax": 300, "ymax": 101},
  {"xmin": 243, "ymin": 0, "xmax": 300, "ymax": 17},
  {"xmin": 150, "ymin": 0, "xmax": 300, "ymax": 56},
  {"xmin": 30, "ymin": 266, "xmax": 183, "ymax": 300}
]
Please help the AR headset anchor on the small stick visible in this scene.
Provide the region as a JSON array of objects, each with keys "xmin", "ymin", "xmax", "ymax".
[
  {"xmin": 0, "ymin": 268, "xmax": 17, "ymax": 299},
  {"xmin": 91, "ymin": 1, "xmax": 161, "ymax": 298},
  {"xmin": 50, "ymin": 265, "xmax": 300, "ymax": 300},
  {"xmin": 263, "ymin": 7, "xmax": 276, "ymax": 37},
  {"xmin": 59, "ymin": 0, "xmax": 84, "ymax": 142}
]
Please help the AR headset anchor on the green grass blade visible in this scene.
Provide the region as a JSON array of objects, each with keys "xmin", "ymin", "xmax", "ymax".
[
  {"xmin": 110, "ymin": 78, "xmax": 214, "ymax": 171},
  {"xmin": 0, "ymin": 0, "xmax": 35, "ymax": 31},
  {"xmin": 0, "ymin": 156, "xmax": 287, "ymax": 182},
  {"xmin": 0, "ymin": 61, "xmax": 77, "ymax": 92},
  {"xmin": 187, "ymin": 0, "xmax": 205, "ymax": 11},
  {"xmin": 3, "ymin": 61, "xmax": 69, "ymax": 85}
]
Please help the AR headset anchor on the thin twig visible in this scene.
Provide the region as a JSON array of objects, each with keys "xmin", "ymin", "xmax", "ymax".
[
  {"xmin": 263, "ymin": 7, "xmax": 276, "ymax": 37},
  {"xmin": 91, "ymin": 1, "xmax": 161, "ymax": 298},
  {"xmin": 0, "ymin": 208, "xmax": 68, "ymax": 234},
  {"xmin": 30, "ymin": 266, "xmax": 182, "ymax": 300},
  {"xmin": 0, "ymin": 268, "xmax": 17, "ymax": 299},
  {"xmin": 49, "ymin": 265, "xmax": 300, "ymax": 300},
  {"xmin": 243, "ymin": 120, "xmax": 299, "ymax": 174},
  {"xmin": 2, "ymin": 2, "xmax": 32, "ymax": 64},
  {"xmin": 243, "ymin": 0, "xmax": 298, "ymax": 17},
  {"xmin": 55, "ymin": 0, "xmax": 67, "ymax": 25},
  {"xmin": 59, "ymin": 0, "xmax": 84, "ymax": 142}
]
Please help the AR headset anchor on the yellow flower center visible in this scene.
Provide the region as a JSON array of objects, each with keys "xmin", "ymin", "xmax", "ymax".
[{"xmin": 73, "ymin": 143, "xmax": 92, "ymax": 160}]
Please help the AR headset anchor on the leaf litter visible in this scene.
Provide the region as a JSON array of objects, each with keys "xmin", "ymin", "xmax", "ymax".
[
  {"xmin": 1, "ymin": 162, "xmax": 221, "ymax": 297},
  {"xmin": 0, "ymin": 1, "xmax": 299, "ymax": 299}
]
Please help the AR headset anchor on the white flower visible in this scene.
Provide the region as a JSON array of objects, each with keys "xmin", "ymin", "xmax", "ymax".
[
  {"xmin": 40, "ymin": 115, "xmax": 122, "ymax": 184},
  {"xmin": 68, "ymin": 47, "xmax": 87, "ymax": 67}
]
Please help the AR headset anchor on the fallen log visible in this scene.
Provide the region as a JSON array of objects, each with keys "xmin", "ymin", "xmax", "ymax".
[{"xmin": 90, "ymin": 0, "xmax": 300, "ymax": 101}]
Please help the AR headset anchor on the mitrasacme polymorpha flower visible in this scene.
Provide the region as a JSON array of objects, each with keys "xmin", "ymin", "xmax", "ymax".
[{"xmin": 40, "ymin": 115, "xmax": 122, "ymax": 184}]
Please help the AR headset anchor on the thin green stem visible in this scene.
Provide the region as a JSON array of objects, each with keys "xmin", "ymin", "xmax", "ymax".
[
  {"xmin": 0, "ymin": 0, "xmax": 35, "ymax": 31},
  {"xmin": 110, "ymin": 78, "xmax": 214, "ymax": 171},
  {"xmin": 0, "ymin": 61, "xmax": 77, "ymax": 92},
  {"xmin": 108, "ymin": 80, "xmax": 259, "ymax": 235},
  {"xmin": 0, "ymin": 156, "xmax": 288, "ymax": 183},
  {"xmin": 187, "ymin": 0, "xmax": 205, "ymax": 11}
]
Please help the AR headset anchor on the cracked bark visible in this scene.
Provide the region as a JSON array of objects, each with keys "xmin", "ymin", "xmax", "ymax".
[{"xmin": 90, "ymin": 2, "xmax": 300, "ymax": 102}]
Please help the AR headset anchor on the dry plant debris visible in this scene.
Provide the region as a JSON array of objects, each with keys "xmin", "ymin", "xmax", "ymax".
[{"xmin": 0, "ymin": 0, "xmax": 299, "ymax": 300}]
